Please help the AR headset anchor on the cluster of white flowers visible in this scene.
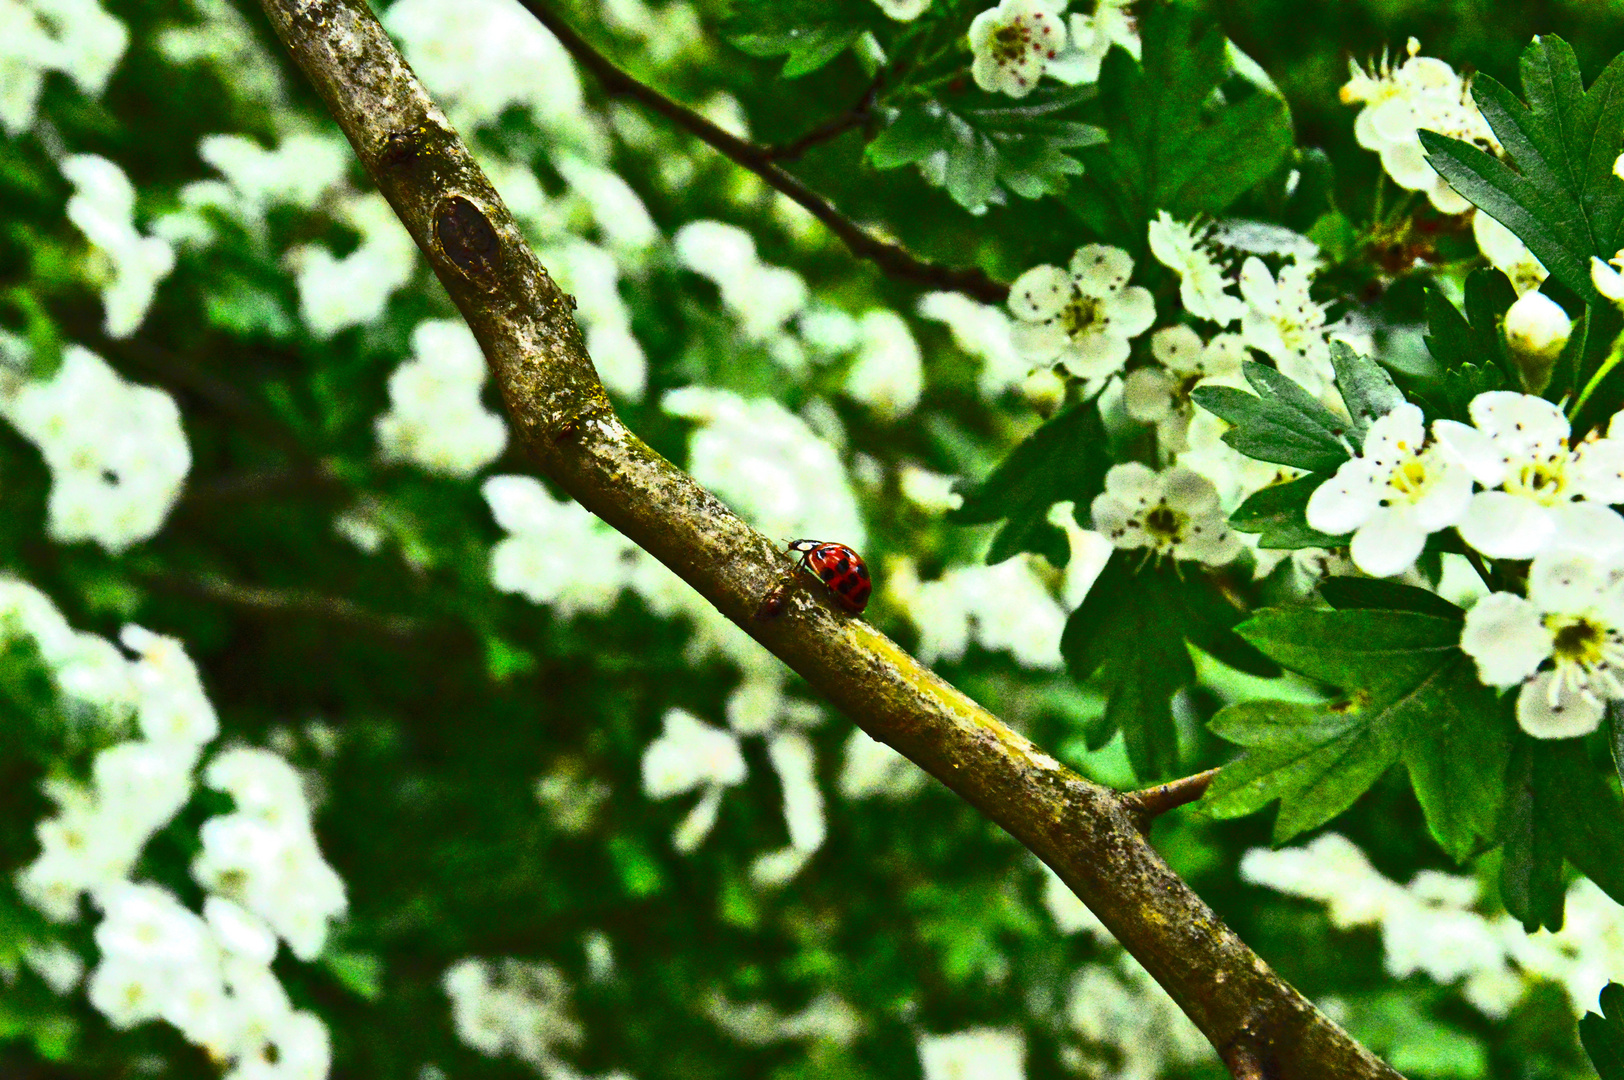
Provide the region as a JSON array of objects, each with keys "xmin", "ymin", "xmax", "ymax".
[
  {"xmin": 1341, "ymin": 39, "xmax": 1499, "ymax": 214},
  {"xmin": 287, "ymin": 193, "xmax": 420, "ymax": 337},
  {"xmin": 1296, "ymin": 391, "xmax": 1624, "ymax": 738},
  {"xmin": 918, "ymin": 1028, "xmax": 1026, "ymax": 1080},
  {"xmin": 158, "ymin": 129, "xmax": 351, "ymax": 251},
  {"xmin": 541, "ymin": 240, "xmax": 649, "ymax": 399},
  {"xmin": 673, "ymin": 220, "xmax": 809, "ymax": 343},
  {"xmin": 1, "ymin": 343, "xmax": 191, "ymax": 553},
  {"xmin": 916, "ymin": 291, "xmax": 1034, "ymax": 401},
  {"xmin": 887, "ymin": 556, "xmax": 1070, "ymax": 670},
  {"xmin": 1245, "ymin": 833, "xmax": 1624, "ymax": 1020},
  {"xmin": 1, "ymin": 0, "xmax": 127, "ymax": 135},
  {"xmin": 375, "ymin": 319, "xmax": 509, "ymax": 477},
  {"xmin": 1121, "ymin": 326, "xmax": 1248, "ymax": 452},
  {"xmin": 968, "ymin": 0, "xmax": 1138, "ymax": 98},
  {"xmin": 705, "ymin": 991, "xmax": 862, "ymax": 1046},
  {"xmin": 6, "ymin": 585, "xmax": 342, "ymax": 1077},
  {"xmin": 61, "ymin": 155, "xmax": 177, "ymax": 339},
  {"xmin": 444, "ymin": 958, "xmax": 588, "ymax": 1077}
]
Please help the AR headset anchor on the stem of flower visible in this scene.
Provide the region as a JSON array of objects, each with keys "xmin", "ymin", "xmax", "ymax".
[{"xmin": 1569, "ymin": 325, "xmax": 1624, "ymax": 422}]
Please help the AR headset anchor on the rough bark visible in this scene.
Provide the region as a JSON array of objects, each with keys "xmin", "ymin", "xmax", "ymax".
[{"xmin": 250, "ymin": 2, "xmax": 1403, "ymax": 1076}]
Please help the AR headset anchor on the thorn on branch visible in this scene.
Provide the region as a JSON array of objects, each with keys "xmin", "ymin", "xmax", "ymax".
[
  {"xmin": 1122, "ymin": 767, "xmax": 1220, "ymax": 832},
  {"xmin": 513, "ymin": 1, "xmax": 1009, "ymax": 305}
]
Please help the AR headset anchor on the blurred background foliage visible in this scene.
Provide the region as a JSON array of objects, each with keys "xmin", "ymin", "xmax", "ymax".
[{"xmin": 5, "ymin": 0, "xmax": 1624, "ymax": 1078}]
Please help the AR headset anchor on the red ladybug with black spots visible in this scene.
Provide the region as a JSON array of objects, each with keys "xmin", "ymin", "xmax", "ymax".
[{"xmin": 785, "ymin": 539, "xmax": 871, "ymax": 614}]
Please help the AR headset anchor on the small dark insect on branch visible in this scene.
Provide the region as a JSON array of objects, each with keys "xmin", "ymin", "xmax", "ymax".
[{"xmin": 512, "ymin": 1, "xmax": 1010, "ymax": 305}]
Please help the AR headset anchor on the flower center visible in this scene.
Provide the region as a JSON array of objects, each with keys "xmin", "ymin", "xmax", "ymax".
[
  {"xmin": 1387, "ymin": 458, "xmax": 1431, "ymax": 497},
  {"xmin": 1546, "ymin": 614, "xmax": 1613, "ymax": 669},
  {"xmin": 1505, "ymin": 455, "xmax": 1570, "ymax": 505},
  {"xmin": 1142, "ymin": 504, "xmax": 1187, "ymax": 548},
  {"xmin": 991, "ymin": 22, "xmax": 1032, "ymax": 62},
  {"xmin": 1060, "ymin": 291, "xmax": 1103, "ymax": 340}
]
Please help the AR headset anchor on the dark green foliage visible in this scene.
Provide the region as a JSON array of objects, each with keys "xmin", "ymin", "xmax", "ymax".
[
  {"xmin": 1191, "ymin": 361, "xmax": 1352, "ymax": 473},
  {"xmin": 722, "ymin": 0, "xmax": 875, "ymax": 77},
  {"xmin": 1581, "ymin": 983, "xmax": 1624, "ymax": 1079},
  {"xmin": 1062, "ymin": 3, "xmax": 1293, "ymax": 244},
  {"xmin": 1061, "ymin": 552, "xmax": 1275, "ymax": 779},
  {"xmin": 948, "ymin": 403, "xmax": 1109, "ymax": 567},
  {"xmin": 1229, "ymin": 475, "xmax": 1346, "ymax": 550},
  {"xmin": 867, "ymin": 86, "xmax": 1106, "ymax": 209},
  {"xmin": 1204, "ymin": 603, "xmax": 1511, "ymax": 859},
  {"xmin": 1327, "ymin": 341, "xmax": 1404, "ymax": 440}
]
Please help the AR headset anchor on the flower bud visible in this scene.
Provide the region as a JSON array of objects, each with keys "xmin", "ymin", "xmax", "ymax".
[{"xmin": 1504, "ymin": 290, "xmax": 1571, "ymax": 393}]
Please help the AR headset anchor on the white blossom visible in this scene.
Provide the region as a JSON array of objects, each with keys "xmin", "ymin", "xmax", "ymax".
[
  {"xmin": 872, "ymin": 0, "xmax": 930, "ymax": 20},
  {"xmin": 844, "ymin": 310, "xmax": 923, "ymax": 419},
  {"xmin": 1503, "ymin": 291, "xmax": 1572, "ymax": 373},
  {"xmin": 555, "ymin": 154, "xmax": 659, "ymax": 256},
  {"xmin": 1595, "ymin": 250, "xmax": 1624, "ymax": 306},
  {"xmin": 0, "ymin": 574, "xmax": 134, "ymax": 718},
  {"xmin": 1, "ymin": 0, "xmax": 126, "ymax": 132},
  {"xmin": 673, "ymin": 221, "xmax": 808, "ymax": 342},
  {"xmin": 663, "ymin": 387, "xmax": 865, "ymax": 547},
  {"xmin": 287, "ymin": 193, "xmax": 418, "ymax": 337},
  {"xmin": 1432, "ymin": 392, "xmax": 1624, "ymax": 560},
  {"xmin": 384, "ymin": 0, "xmax": 592, "ymax": 141},
  {"xmin": 968, "ymin": 0, "xmax": 1065, "ymax": 99},
  {"xmin": 1305, "ymin": 404, "xmax": 1472, "ymax": 577},
  {"xmin": 1048, "ymin": 0, "xmax": 1139, "ymax": 86},
  {"xmin": 898, "ymin": 465, "xmax": 963, "ymax": 513},
  {"xmin": 1122, "ymin": 326, "xmax": 1247, "ymax": 452},
  {"xmin": 642, "ymin": 709, "xmax": 747, "ymax": 852},
  {"xmin": 888, "ymin": 557, "xmax": 1067, "ymax": 669},
  {"xmin": 61, "ymin": 155, "xmax": 176, "ymax": 338},
  {"xmin": 1065, "ymin": 957, "xmax": 1209, "ymax": 1080},
  {"xmin": 159, "ymin": 131, "xmax": 350, "ymax": 248},
  {"xmin": 919, "ymin": 1028, "xmax": 1026, "ymax": 1080},
  {"xmin": 120, "ymin": 625, "xmax": 219, "ymax": 751},
  {"xmin": 1474, "ymin": 210, "xmax": 1546, "ymax": 295},
  {"xmin": 443, "ymin": 958, "xmax": 583, "ymax": 1072},
  {"xmin": 376, "ymin": 319, "xmax": 509, "ymax": 477},
  {"xmin": 483, "ymin": 475, "xmax": 643, "ymax": 616},
  {"xmin": 1008, "ymin": 245, "xmax": 1155, "ymax": 379},
  {"xmin": 1238, "ymin": 257, "xmax": 1333, "ymax": 396},
  {"xmin": 1146, "ymin": 212, "xmax": 1246, "ymax": 326},
  {"xmin": 1091, "ymin": 462, "xmax": 1242, "ymax": 565},
  {"xmin": 837, "ymin": 727, "xmax": 926, "ymax": 800},
  {"xmin": 916, "ymin": 291, "xmax": 1027, "ymax": 399},
  {"xmin": 1461, "ymin": 550, "xmax": 1624, "ymax": 739},
  {"xmin": 1342, "ymin": 40, "xmax": 1498, "ymax": 214},
  {"xmin": 542, "ymin": 241, "xmax": 647, "ymax": 400}
]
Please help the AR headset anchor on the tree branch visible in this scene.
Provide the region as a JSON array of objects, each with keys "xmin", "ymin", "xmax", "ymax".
[
  {"xmin": 761, "ymin": 72, "xmax": 884, "ymax": 163},
  {"xmin": 1124, "ymin": 767, "xmax": 1221, "ymax": 831},
  {"xmin": 141, "ymin": 569, "xmax": 423, "ymax": 641},
  {"xmin": 511, "ymin": 1, "xmax": 1010, "ymax": 306},
  {"xmin": 249, "ymin": 3, "xmax": 1401, "ymax": 1076}
]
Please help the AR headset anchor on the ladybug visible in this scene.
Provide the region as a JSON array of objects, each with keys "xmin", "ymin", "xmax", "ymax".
[{"xmin": 785, "ymin": 539, "xmax": 871, "ymax": 614}]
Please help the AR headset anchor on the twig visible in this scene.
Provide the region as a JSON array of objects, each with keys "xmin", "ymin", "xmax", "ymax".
[
  {"xmin": 1124, "ymin": 768, "xmax": 1221, "ymax": 831},
  {"xmin": 511, "ymin": 1, "xmax": 1009, "ymax": 305},
  {"xmin": 142, "ymin": 570, "xmax": 422, "ymax": 641},
  {"xmin": 249, "ymin": 3, "xmax": 1402, "ymax": 1076},
  {"xmin": 761, "ymin": 72, "xmax": 884, "ymax": 163}
]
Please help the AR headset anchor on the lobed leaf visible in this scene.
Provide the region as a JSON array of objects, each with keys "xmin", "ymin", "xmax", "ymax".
[{"xmin": 1190, "ymin": 361, "xmax": 1351, "ymax": 473}]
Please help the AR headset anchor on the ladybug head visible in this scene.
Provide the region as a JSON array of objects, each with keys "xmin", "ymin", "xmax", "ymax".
[{"xmin": 785, "ymin": 539, "xmax": 823, "ymax": 554}]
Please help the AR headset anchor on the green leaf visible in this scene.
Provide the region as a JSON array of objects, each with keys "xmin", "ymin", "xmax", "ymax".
[
  {"xmin": 1190, "ymin": 361, "xmax": 1351, "ymax": 473},
  {"xmin": 1205, "ymin": 607, "xmax": 1509, "ymax": 856},
  {"xmin": 723, "ymin": 0, "xmax": 872, "ymax": 78},
  {"xmin": 1420, "ymin": 37, "xmax": 1624, "ymax": 298},
  {"xmin": 1061, "ymin": 4, "xmax": 1292, "ymax": 243},
  {"xmin": 868, "ymin": 86, "xmax": 1105, "ymax": 211},
  {"xmin": 1423, "ymin": 270, "xmax": 1517, "ymax": 376},
  {"xmin": 1328, "ymin": 340, "xmax": 1403, "ymax": 443},
  {"xmin": 1319, "ymin": 578, "xmax": 1464, "ymax": 619},
  {"xmin": 1499, "ymin": 739, "xmax": 1624, "ymax": 930},
  {"xmin": 323, "ymin": 950, "xmax": 384, "ymax": 1001},
  {"xmin": 949, "ymin": 403, "xmax": 1109, "ymax": 567},
  {"xmin": 1229, "ymin": 475, "xmax": 1347, "ymax": 550},
  {"xmin": 1581, "ymin": 983, "xmax": 1624, "ymax": 1080},
  {"xmin": 1062, "ymin": 553, "xmax": 1273, "ymax": 779}
]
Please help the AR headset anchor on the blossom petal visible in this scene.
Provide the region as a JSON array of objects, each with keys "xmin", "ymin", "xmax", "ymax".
[
  {"xmin": 1572, "ymin": 436, "xmax": 1624, "ymax": 504},
  {"xmin": 1516, "ymin": 670, "xmax": 1605, "ymax": 739},
  {"xmin": 1009, "ymin": 320, "xmax": 1067, "ymax": 364},
  {"xmin": 1069, "ymin": 244, "xmax": 1133, "ymax": 297},
  {"xmin": 1304, "ymin": 464, "xmax": 1378, "ymax": 536},
  {"xmin": 1008, "ymin": 264, "xmax": 1069, "ymax": 320},
  {"xmin": 1430, "ymin": 419, "xmax": 1508, "ymax": 486},
  {"xmin": 1349, "ymin": 507, "xmax": 1428, "ymax": 577},
  {"xmin": 1062, "ymin": 331, "xmax": 1130, "ymax": 378},
  {"xmin": 1528, "ymin": 548, "xmax": 1615, "ymax": 614},
  {"xmin": 1122, "ymin": 367, "xmax": 1176, "ymax": 422},
  {"xmin": 1545, "ymin": 503, "xmax": 1624, "ymax": 560},
  {"xmin": 1103, "ymin": 285, "xmax": 1156, "ymax": 338},
  {"xmin": 1468, "ymin": 390, "xmax": 1570, "ymax": 458},
  {"xmin": 1456, "ymin": 491, "xmax": 1555, "ymax": 559},
  {"xmin": 1102, "ymin": 461, "xmax": 1159, "ymax": 504},
  {"xmin": 1460, "ymin": 592, "xmax": 1550, "ymax": 687}
]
